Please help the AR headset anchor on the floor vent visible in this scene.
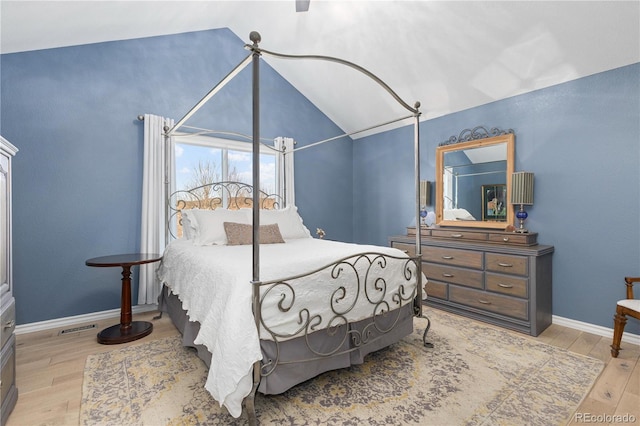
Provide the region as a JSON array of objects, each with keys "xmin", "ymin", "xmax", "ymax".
[{"xmin": 58, "ymin": 324, "xmax": 98, "ymax": 335}]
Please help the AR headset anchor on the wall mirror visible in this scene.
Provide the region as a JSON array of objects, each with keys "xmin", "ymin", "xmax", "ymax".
[{"xmin": 435, "ymin": 127, "xmax": 515, "ymax": 229}]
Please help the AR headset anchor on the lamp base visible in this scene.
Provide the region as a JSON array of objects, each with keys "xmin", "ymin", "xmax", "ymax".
[
  {"xmin": 420, "ymin": 206, "xmax": 427, "ymax": 227},
  {"xmin": 514, "ymin": 205, "xmax": 529, "ymax": 233}
]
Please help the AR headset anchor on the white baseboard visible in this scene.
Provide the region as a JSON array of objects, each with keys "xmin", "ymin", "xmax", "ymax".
[
  {"xmin": 14, "ymin": 307, "xmax": 640, "ymax": 347},
  {"xmin": 553, "ymin": 314, "xmax": 640, "ymax": 346},
  {"xmin": 14, "ymin": 304, "xmax": 158, "ymax": 335}
]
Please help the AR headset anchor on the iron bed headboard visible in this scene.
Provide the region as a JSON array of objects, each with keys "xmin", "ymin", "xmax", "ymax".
[{"xmin": 166, "ymin": 180, "xmax": 283, "ymax": 240}]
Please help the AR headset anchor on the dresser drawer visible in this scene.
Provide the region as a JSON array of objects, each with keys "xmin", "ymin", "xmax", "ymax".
[
  {"xmin": 391, "ymin": 242, "xmax": 417, "ymax": 257},
  {"xmin": 0, "ymin": 299, "xmax": 15, "ymax": 349},
  {"xmin": 486, "ymin": 253, "xmax": 528, "ymax": 276},
  {"xmin": 425, "ymin": 279, "xmax": 447, "ymax": 300},
  {"xmin": 422, "ymin": 246, "xmax": 483, "ymax": 269},
  {"xmin": 450, "ymin": 286, "xmax": 528, "ymax": 320},
  {"xmin": 432, "ymin": 229, "xmax": 487, "ymax": 242},
  {"xmin": 423, "ymin": 263, "xmax": 483, "ymax": 289},
  {"xmin": 488, "ymin": 232, "xmax": 536, "ymax": 245},
  {"xmin": 486, "ymin": 273, "xmax": 528, "ymax": 298}
]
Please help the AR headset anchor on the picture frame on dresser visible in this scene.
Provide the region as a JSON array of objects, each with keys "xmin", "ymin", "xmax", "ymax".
[
  {"xmin": 481, "ymin": 184, "xmax": 507, "ymax": 222},
  {"xmin": 1, "ymin": 135, "xmax": 18, "ymax": 426}
]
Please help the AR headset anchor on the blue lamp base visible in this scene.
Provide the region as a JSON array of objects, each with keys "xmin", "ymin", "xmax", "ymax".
[
  {"xmin": 515, "ymin": 205, "xmax": 529, "ymax": 233},
  {"xmin": 420, "ymin": 206, "xmax": 428, "ymax": 227}
]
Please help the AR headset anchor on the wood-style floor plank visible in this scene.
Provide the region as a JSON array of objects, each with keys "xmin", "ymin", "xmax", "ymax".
[
  {"xmin": 5, "ymin": 310, "xmax": 639, "ymax": 426},
  {"xmin": 567, "ymin": 331, "xmax": 601, "ymax": 356},
  {"xmin": 7, "ymin": 311, "xmax": 180, "ymax": 426},
  {"xmin": 626, "ymin": 360, "xmax": 640, "ymax": 396}
]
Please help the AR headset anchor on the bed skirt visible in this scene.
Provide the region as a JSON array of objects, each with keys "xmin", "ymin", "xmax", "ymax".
[{"xmin": 158, "ymin": 285, "xmax": 414, "ymax": 395}]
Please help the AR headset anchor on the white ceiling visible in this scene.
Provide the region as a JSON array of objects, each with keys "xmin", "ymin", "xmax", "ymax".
[{"xmin": 2, "ymin": 1, "xmax": 639, "ymax": 138}]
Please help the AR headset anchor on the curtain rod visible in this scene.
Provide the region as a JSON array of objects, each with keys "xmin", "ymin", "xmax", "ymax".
[{"xmin": 137, "ymin": 117, "xmax": 290, "ymax": 149}]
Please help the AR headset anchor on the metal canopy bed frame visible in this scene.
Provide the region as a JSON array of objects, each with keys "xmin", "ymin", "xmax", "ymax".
[{"xmin": 159, "ymin": 31, "xmax": 429, "ymax": 424}]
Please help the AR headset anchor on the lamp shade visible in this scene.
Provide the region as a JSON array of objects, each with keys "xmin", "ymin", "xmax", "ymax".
[
  {"xmin": 511, "ymin": 172, "xmax": 534, "ymax": 205},
  {"xmin": 420, "ymin": 180, "xmax": 431, "ymax": 206}
]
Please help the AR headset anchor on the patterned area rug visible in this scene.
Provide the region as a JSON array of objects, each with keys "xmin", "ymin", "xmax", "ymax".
[{"xmin": 80, "ymin": 309, "xmax": 604, "ymax": 425}]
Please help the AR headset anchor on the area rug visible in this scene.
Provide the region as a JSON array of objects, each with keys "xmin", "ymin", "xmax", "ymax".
[{"xmin": 80, "ymin": 309, "xmax": 604, "ymax": 425}]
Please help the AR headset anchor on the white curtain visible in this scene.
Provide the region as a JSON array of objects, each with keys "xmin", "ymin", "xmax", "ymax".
[
  {"xmin": 139, "ymin": 114, "xmax": 174, "ymax": 305},
  {"xmin": 275, "ymin": 137, "xmax": 295, "ymax": 207}
]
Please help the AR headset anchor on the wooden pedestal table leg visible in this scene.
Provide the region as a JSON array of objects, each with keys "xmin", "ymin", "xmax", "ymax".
[{"xmin": 97, "ymin": 264, "xmax": 153, "ymax": 344}]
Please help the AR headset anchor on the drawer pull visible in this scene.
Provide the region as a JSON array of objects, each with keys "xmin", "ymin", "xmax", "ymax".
[
  {"xmin": 498, "ymin": 283, "xmax": 514, "ymax": 288},
  {"xmin": 442, "ymin": 273, "xmax": 454, "ymax": 278},
  {"xmin": 503, "ymin": 237, "xmax": 510, "ymax": 242},
  {"xmin": 497, "ymin": 262, "xmax": 513, "ymax": 268},
  {"xmin": 441, "ymin": 255, "xmax": 454, "ymax": 260},
  {"xmin": 478, "ymin": 299, "xmax": 492, "ymax": 305},
  {"xmin": 3, "ymin": 319, "xmax": 15, "ymax": 329},
  {"xmin": 451, "ymin": 233, "xmax": 463, "ymax": 238}
]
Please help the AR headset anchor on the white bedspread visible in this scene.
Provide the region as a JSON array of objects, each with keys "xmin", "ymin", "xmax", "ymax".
[{"xmin": 156, "ymin": 237, "xmax": 422, "ymax": 418}]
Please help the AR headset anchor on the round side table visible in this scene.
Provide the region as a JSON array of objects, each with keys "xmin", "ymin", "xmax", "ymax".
[{"xmin": 86, "ymin": 253, "xmax": 162, "ymax": 344}]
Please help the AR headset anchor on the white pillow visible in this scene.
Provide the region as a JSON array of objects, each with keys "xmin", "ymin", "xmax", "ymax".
[
  {"xmin": 443, "ymin": 209, "xmax": 457, "ymax": 221},
  {"xmin": 189, "ymin": 208, "xmax": 251, "ymax": 245},
  {"xmin": 452, "ymin": 208, "xmax": 476, "ymax": 221},
  {"xmin": 443, "ymin": 208, "xmax": 476, "ymax": 221},
  {"xmin": 260, "ymin": 206, "xmax": 311, "ymax": 239}
]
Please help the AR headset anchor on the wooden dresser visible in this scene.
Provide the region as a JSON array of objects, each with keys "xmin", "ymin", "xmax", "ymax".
[
  {"xmin": 0, "ymin": 136, "xmax": 18, "ymax": 426},
  {"xmin": 390, "ymin": 227, "xmax": 554, "ymax": 336}
]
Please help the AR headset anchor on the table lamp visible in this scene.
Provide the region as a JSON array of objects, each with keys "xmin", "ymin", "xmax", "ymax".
[{"xmin": 510, "ymin": 172, "xmax": 534, "ymax": 233}]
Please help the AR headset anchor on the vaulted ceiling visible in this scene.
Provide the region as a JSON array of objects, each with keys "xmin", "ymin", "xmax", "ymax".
[{"xmin": 2, "ymin": 1, "xmax": 639, "ymax": 137}]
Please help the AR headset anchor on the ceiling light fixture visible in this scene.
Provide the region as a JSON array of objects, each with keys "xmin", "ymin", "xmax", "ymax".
[{"xmin": 296, "ymin": 0, "xmax": 310, "ymax": 12}]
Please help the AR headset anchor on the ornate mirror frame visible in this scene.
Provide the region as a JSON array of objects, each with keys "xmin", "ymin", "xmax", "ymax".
[{"xmin": 435, "ymin": 127, "xmax": 515, "ymax": 230}]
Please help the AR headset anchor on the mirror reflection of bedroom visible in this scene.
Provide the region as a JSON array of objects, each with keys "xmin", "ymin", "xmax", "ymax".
[{"xmin": 435, "ymin": 131, "xmax": 515, "ymax": 230}]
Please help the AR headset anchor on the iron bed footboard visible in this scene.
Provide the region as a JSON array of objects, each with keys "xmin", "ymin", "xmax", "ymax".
[{"xmin": 244, "ymin": 251, "xmax": 428, "ymax": 424}]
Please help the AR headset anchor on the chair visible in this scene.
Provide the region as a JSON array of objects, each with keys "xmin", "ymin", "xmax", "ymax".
[{"xmin": 611, "ymin": 277, "xmax": 640, "ymax": 357}]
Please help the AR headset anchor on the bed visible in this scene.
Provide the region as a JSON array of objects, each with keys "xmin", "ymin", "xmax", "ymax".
[{"xmin": 154, "ymin": 32, "xmax": 429, "ymax": 424}]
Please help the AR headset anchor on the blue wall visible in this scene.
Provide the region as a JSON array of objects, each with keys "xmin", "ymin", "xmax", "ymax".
[
  {"xmin": 354, "ymin": 63, "xmax": 640, "ymax": 333},
  {"xmin": 1, "ymin": 28, "xmax": 352, "ymax": 324},
  {"xmin": 2, "ymin": 26, "xmax": 638, "ymax": 335}
]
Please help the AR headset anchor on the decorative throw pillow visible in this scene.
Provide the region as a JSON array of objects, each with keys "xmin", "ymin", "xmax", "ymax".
[{"xmin": 223, "ymin": 222, "xmax": 285, "ymax": 245}]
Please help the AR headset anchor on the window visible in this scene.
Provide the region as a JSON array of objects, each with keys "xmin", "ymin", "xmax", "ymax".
[
  {"xmin": 171, "ymin": 135, "xmax": 284, "ymax": 238},
  {"xmin": 168, "ymin": 135, "xmax": 294, "ymax": 239},
  {"xmin": 175, "ymin": 135, "xmax": 277, "ymax": 197}
]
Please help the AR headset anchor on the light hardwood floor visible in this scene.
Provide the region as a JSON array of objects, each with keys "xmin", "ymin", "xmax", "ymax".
[{"xmin": 6, "ymin": 310, "xmax": 639, "ymax": 426}]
